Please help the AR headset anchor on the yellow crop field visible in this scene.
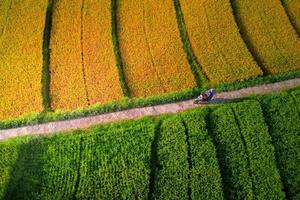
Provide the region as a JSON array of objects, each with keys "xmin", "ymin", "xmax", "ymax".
[
  {"xmin": 0, "ymin": 0, "xmax": 46, "ymax": 120},
  {"xmin": 118, "ymin": 0, "xmax": 195, "ymax": 97},
  {"xmin": 233, "ymin": 0, "xmax": 300, "ymax": 74},
  {"xmin": 50, "ymin": 0, "xmax": 87, "ymax": 110},
  {"xmin": 180, "ymin": 0, "xmax": 263, "ymax": 84},
  {"xmin": 1, "ymin": 0, "xmax": 300, "ymax": 122},
  {"xmin": 82, "ymin": 0, "xmax": 123, "ymax": 105},
  {"xmin": 281, "ymin": 0, "xmax": 300, "ymax": 34}
]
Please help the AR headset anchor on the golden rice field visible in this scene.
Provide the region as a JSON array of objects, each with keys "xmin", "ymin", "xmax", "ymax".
[
  {"xmin": 50, "ymin": 0, "xmax": 87, "ymax": 110},
  {"xmin": 118, "ymin": 0, "xmax": 195, "ymax": 97},
  {"xmin": 0, "ymin": 0, "xmax": 47, "ymax": 120},
  {"xmin": 0, "ymin": 0, "xmax": 299, "ymax": 120},
  {"xmin": 180, "ymin": 0, "xmax": 263, "ymax": 84},
  {"xmin": 82, "ymin": 0, "xmax": 123, "ymax": 105},
  {"xmin": 233, "ymin": 0, "xmax": 300, "ymax": 74}
]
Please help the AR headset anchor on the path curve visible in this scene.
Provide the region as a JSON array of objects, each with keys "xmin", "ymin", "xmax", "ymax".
[{"xmin": 1, "ymin": 78, "xmax": 300, "ymax": 141}]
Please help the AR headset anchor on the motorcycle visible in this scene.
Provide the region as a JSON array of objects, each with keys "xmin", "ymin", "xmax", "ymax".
[{"xmin": 194, "ymin": 89, "xmax": 216, "ymax": 104}]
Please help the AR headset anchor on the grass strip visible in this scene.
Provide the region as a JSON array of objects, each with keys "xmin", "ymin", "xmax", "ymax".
[
  {"xmin": 42, "ymin": 0, "xmax": 53, "ymax": 111},
  {"xmin": 111, "ymin": 0, "xmax": 130, "ymax": 97}
]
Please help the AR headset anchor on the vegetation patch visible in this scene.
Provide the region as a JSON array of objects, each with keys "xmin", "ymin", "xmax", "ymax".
[
  {"xmin": 260, "ymin": 93, "xmax": 300, "ymax": 200},
  {"xmin": 0, "ymin": 0, "xmax": 46, "ymax": 120},
  {"xmin": 232, "ymin": 0, "xmax": 300, "ymax": 74},
  {"xmin": 1, "ymin": 89, "xmax": 300, "ymax": 199}
]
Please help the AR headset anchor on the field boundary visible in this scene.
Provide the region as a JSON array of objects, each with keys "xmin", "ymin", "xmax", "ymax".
[
  {"xmin": 42, "ymin": 0, "xmax": 53, "ymax": 111},
  {"xmin": 80, "ymin": 0, "xmax": 90, "ymax": 106},
  {"xmin": 111, "ymin": 0, "xmax": 130, "ymax": 97},
  {"xmin": 0, "ymin": 78, "xmax": 299, "ymax": 140}
]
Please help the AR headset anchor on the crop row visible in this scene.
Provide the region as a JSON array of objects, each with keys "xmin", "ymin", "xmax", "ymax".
[
  {"xmin": 232, "ymin": 101, "xmax": 285, "ymax": 199},
  {"xmin": 117, "ymin": 0, "xmax": 196, "ymax": 97},
  {"xmin": 76, "ymin": 120, "xmax": 155, "ymax": 199},
  {"xmin": 50, "ymin": 0, "xmax": 87, "ymax": 110},
  {"xmin": 179, "ymin": 0, "xmax": 262, "ymax": 84},
  {"xmin": 50, "ymin": 0, "xmax": 124, "ymax": 110},
  {"xmin": 0, "ymin": 0, "xmax": 46, "ymax": 120},
  {"xmin": 260, "ymin": 93, "xmax": 300, "ymax": 200},
  {"xmin": 82, "ymin": 0, "xmax": 124, "ymax": 105},
  {"xmin": 210, "ymin": 106, "xmax": 253, "ymax": 199},
  {"xmin": 152, "ymin": 116, "xmax": 189, "ymax": 199},
  {"xmin": 181, "ymin": 109, "xmax": 224, "ymax": 199},
  {"xmin": 232, "ymin": 0, "xmax": 300, "ymax": 74}
]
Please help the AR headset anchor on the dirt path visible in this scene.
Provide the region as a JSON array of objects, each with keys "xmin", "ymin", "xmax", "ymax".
[{"xmin": 0, "ymin": 78, "xmax": 300, "ymax": 141}]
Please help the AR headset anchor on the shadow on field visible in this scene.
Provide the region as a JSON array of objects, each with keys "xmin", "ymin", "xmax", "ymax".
[
  {"xmin": 209, "ymin": 98, "xmax": 232, "ymax": 104},
  {"xmin": 3, "ymin": 138, "xmax": 47, "ymax": 200},
  {"xmin": 204, "ymin": 98, "xmax": 243, "ymax": 105}
]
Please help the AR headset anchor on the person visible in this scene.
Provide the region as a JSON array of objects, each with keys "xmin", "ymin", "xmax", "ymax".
[{"xmin": 194, "ymin": 88, "xmax": 216, "ymax": 104}]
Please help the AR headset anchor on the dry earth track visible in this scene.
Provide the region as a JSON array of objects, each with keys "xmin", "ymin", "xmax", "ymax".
[{"xmin": 0, "ymin": 78, "xmax": 300, "ymax": 141}]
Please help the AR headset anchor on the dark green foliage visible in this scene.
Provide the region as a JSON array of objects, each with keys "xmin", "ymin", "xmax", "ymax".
[
  {"xmin": 42, "ymin": 0, "xmax": 53, "ymax": 111},
  {"xmin": 2, "ymin": 135, "xmax": 81, "ymax": 200},
  {"xmin": 181, "ymin": 109, "xmax": 224, "ymax": 200},
  {"xmin": 111, "ymin": 0, "xmax": 130, "ymax": 97},
  {"xmin": 0, "ymin": 139, "xmax": 24, "ymax": 199},
  {"xmin": 210, "ymin": 106, "xmax": 253, "ymax": 199},
  {"xmin": 232, "ymin": 101, "xmax": 285, "ymax": 199},
  {"xmin": 153, "ymin": 116, "xmax": 189, "ymax": 199},
  {"xmin": 76, "ymin": 119, "xmax": 155, "ymax": 199},
  {"xmin": 260, "ymin": 93, "xmax": 300, "ymax": 200},
  {"xmin": 291, "ymin": 89, "xmax": 300, "ymax": 115}
]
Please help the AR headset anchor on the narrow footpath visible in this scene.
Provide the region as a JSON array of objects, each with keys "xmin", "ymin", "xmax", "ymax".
[{"xmin": 1, "ymin": 78, "xmax": 300, "ymax": 141}]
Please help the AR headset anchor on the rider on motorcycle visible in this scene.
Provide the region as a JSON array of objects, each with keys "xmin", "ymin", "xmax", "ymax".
[{"xmin": 194, "ymin": 88, "xmax": 216, "ymax": 104}]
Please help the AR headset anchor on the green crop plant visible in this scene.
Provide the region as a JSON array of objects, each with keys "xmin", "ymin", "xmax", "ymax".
[
  {"xmin": 232, "ymin": 101, "xmax": 285, "ymax": 199},
  {"xmin": 210, "ymin": 106, "xmax": 253, "ymax": 199},
  {"xmin": 181, "ymin": 108, "xmax": 223, "ymax": 200},
  {"xmin": 153, "ymin": 116, "xmax": 189, "ymax": 199},
  {"xmin": 2, "ymin": 134, "xmax": 81, "ymax": 200},
  {"xmin": 260, "ymin": 93, "xmax": 300, "ymax": 200},
  {"xmin": 76, "ymin": 119, "xmax": 155, "ymax": 199}
]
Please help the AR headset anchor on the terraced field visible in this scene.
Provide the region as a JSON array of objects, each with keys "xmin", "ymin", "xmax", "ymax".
[
  {"xmin": 0, "ymin": 0, "xmax": 299, "ymax": 122},
  {"xmin": 0, "ymin": 89, "xmax": 299, "ymax": 199}
]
